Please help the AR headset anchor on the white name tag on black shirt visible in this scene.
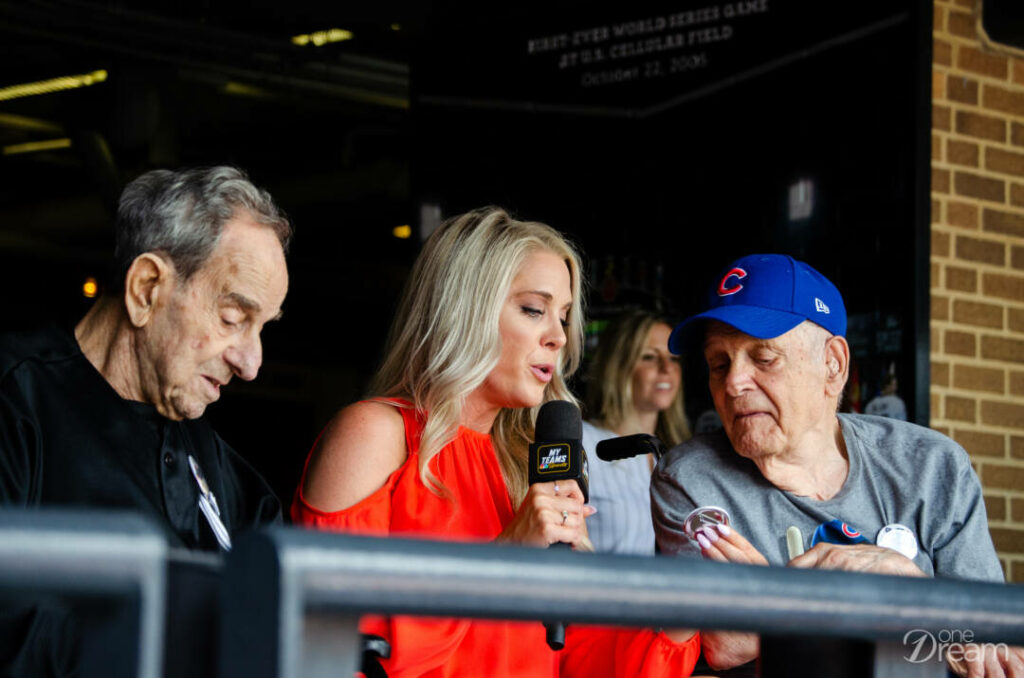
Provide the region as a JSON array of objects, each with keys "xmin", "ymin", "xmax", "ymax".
[{"xmin": 189, "ymin": 455, "xmax": 232, "ymax": 551}]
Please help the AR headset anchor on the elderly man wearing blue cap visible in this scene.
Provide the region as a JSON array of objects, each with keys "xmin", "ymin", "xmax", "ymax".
[{"xmin": 651, "ymin": 254, "xmax": 1018, "ymax": 676}]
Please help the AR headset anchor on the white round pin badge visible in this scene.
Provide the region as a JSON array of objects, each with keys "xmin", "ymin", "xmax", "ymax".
[
  {"xmin": 682, "ymin": 506, "xmax": 730, "ymax": 542},
  {"xmin": 876, "ymin": 523, "xmax": 918, "ymax": 560}
]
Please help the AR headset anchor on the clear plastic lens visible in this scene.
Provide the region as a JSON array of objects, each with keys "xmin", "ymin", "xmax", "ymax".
[{"xmin": 682, "ymin": 506, "xmax": 730, "ymax": 541}]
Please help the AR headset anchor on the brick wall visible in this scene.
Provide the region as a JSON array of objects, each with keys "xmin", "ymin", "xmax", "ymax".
[{"xmin": 932, "ymin": 0, "xmax": 1024, "ymax": 582}]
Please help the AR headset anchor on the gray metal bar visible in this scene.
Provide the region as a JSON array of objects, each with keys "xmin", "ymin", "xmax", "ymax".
[
  {"xmin": 220, "ymin": 527, "xmax": 361, "ymax": 678},
  {"xmin": 0, "ymin": 508, "xmax": 167, "ymax": 678},
  {"xmin": 222, "ymin": 527, "xmax": 1024, "ymax": 678}
]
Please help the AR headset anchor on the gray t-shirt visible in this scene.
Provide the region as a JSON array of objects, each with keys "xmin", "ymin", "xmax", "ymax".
[{"xmin": 651, "ymin": 413, "xmax": 1003, "ymax": 582}]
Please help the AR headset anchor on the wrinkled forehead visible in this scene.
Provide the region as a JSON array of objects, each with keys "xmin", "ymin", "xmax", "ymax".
[
  {"xmin": 198, "ymin": 221, "xmax": 288, "ymax": 304},
  {"xmin": 703, "ymin": 319, "xmax": 818, "ymax": 354},
  {"xmin": 706, "ymin": 317, "xmax": 828, "ymax": 341},
  {"xmin": 702, "ymin": 320, "xmax": 749, "ymax": 345}
]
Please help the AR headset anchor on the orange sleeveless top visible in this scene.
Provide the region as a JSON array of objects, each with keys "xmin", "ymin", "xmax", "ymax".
[{"xmin": 292, "ymin": 400, "xmax": 699, "ymax": 678}]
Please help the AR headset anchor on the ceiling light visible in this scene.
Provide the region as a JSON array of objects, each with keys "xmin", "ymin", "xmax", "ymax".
[
  {"xmin": 223, "ymin": 82, "xmax": 274, "ymax": 99},
  {"xmin": 392, "ymin": 225, "xmax": 412, "ymax": 239},
  {"xmin": 788, "ymin": 179, "xmax": 814, "ymax": 221},
  {"xmin": 0, "ymin": 70, "xmax": 107, "ymax": 102},
  {"xmin": 82, "ymin": 277, "xmax": 99, "ymax": 299},
  {"xmin": 292, "ymin": 29, "xmax": 353, "ymax": 47},
  {"xmin": 0, "ymin": 113, "xmax": 63, "ymax": 134},
  {"xmin": 3, "ymin": 138, "xmax": 72, "ymax": 155}
]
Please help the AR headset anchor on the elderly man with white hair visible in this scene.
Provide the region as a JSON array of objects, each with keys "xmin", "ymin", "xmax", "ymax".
[{"xmin": 652, "ymin": 254, "xmax": 1022, "ymax": 677}]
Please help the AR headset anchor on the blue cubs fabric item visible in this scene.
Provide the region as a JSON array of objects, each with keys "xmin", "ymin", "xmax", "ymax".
[
  {"xmin": 668, "ymin": 253, "xmax": 846, "ymax": 353},
  {"xmin": 809, "ymin": 519, "xmax": 870, "ymax": 548}
]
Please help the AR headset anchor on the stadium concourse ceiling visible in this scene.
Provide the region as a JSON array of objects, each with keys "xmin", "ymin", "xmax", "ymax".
[{"xmin": 0, "ymin": 0, "xmax": 422, "ymax": 267}]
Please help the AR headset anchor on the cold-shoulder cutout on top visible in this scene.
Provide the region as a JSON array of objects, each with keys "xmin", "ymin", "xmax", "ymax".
[
  {"xmin": 292, "ymin": 398, "xmax": 515, "ymax": 541},
  {"xmin": 297, "ymin": 398, "xmax": 409, "ymax": 514}
]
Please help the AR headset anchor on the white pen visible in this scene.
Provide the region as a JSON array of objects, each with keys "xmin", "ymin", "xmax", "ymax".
[{"xmin": 786, "ymin": 526, "xmax": 805, "ymax": 559}]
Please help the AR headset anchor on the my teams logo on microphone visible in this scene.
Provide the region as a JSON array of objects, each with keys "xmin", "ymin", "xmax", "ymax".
[{"xmin": 536, "ymin": 444, "xmax": 570, "ymax": 473}]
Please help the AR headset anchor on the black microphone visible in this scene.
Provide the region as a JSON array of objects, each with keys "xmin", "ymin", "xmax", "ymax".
[
  {"xmin": 527, "ymin": 400, "xmax": 588, "ymax": 651},
  {"xmin": 595, "ymin": 433, "xmax": 667, "ymax": 462},
  {"xmin": 528, "ymin": 400, "xmax": 589, "ymax": 502}
]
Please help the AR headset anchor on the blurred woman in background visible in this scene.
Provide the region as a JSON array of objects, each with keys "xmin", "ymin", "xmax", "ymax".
[{"xmin": 583, "ymin": 310, "xmax": 691, "ymax": 554}]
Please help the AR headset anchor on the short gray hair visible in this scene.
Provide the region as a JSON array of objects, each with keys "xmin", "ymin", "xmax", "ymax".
[{"xmin": 112, "ymin": 166, "xmax": 291, "ymax": 287}]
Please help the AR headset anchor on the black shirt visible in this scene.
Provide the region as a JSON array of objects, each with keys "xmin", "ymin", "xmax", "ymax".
[
  {"xmin": 0, "ymin": 327, "xmax": 281, "ymax": 548},
  {"xmin": 0, "ymin": 327, "xmax": 283, "ymax": 677}
]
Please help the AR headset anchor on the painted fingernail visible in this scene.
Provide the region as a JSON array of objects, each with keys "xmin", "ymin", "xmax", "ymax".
[
  {"xmin": 699, "ymin": 526, "xmax": 719, "ymax": 543},
  {"xmin": 697, "ymin": 534, "xmax": 711, "ymax": 549},
  {"xmin": 717, "ymin": 523, "xmax": 731, "ymax": 537}
]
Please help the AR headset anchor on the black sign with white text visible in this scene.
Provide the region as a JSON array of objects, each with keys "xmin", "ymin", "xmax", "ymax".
[{"xmin": 420, "ymin": 0, "xmax": 908, "ymax": 115}]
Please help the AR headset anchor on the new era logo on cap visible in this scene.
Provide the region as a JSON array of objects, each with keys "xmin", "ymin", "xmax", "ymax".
[{"xmin": 668, "ymin": 254, "xmax": 847, "ymax": 353}]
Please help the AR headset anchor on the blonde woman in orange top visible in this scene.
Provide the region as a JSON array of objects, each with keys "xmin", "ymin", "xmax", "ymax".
[{"xmin": 293, "ymin": 207, "xmax": 699, "ymax": 678}]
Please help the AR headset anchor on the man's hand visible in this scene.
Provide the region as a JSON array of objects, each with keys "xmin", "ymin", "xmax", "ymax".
[
  {"xmin": 701, "ymin": 630, "xmax": 759, "ymax": 671},
  {"xmin": 788, "ymin": 542, "xmax": 926, "ymax": 577},
  {"xmin": 947, "ymin": 643, "xmax": 1024, "ymax": 677}
]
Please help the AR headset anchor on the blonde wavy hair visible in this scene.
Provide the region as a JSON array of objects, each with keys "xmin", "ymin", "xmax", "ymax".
[
  {"xmin": 369, "ymin": 207, "xmax": 585, "ymax": 505},
  {"xmin": 584, "ymin": 310, "xmax": 691, "ymax": 447}
]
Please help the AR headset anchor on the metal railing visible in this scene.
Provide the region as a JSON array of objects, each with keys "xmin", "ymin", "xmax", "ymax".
[
  {"xmin": 4, "ymin": 511, "xmax": 1023, "ymax": 678},
  {"xmin": 0, "ymin": 509, "xmax": 167, "ymax": 678},
  {"xmin": 221, "ymin": 527, "xmax": 1024, "ymax": 678}
]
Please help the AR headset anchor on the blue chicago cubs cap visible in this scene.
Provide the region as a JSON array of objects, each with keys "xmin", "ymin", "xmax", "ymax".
[{"xmin": 668, "ymin": 254, "xmax": 846, "ymax": 354}]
